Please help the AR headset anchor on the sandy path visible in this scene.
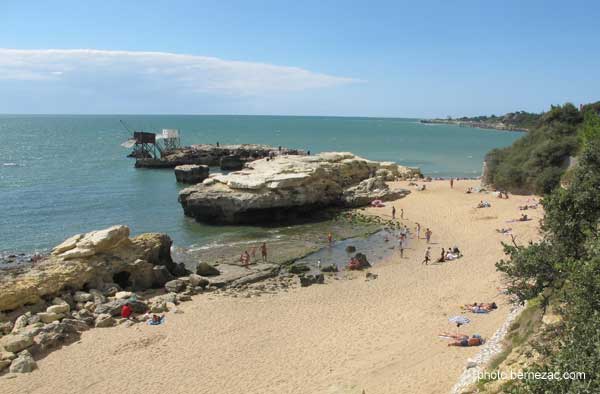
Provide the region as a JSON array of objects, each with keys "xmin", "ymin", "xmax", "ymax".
[{"xmin": 0, "ymin": 180, "xmax": 541, "ymax": 394}]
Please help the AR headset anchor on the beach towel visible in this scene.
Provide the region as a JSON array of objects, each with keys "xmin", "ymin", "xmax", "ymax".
[{"xmin": 147, "ymin": 316, "xmax": 166, "ymax": 326}]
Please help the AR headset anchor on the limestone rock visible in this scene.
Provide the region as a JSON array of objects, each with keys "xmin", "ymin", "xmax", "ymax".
[
  {"xmin": 9, "ymin": 350, "xmax": 36, "ymax": 373},
  {"xmin": 47, "ymin": 303, "xmax": 70, "ymax": 314},
  {"xmin": 165, "ymin": 280, "xmax": 185, "ymax": 293},
  {"xmin": 136, "ymin": 144, "xmax": 304, "ymax": 169},
  {"xmin": 94, "ymin": 299, "xmax": 148, "ymax": 317},
  {"xmin": 220, "ymin": 155, "xmax": 243, "ymax": 171},
  {"xmin": 37, "ymin": 312, "xmax": 63, "ymax": 324},
  {"xmin": 179, "ymin": 152, "xmax": 412, "ymax": 224},
  {"xmin": 94, "ymin": 314, "xmax": 115, "ymax": 328},
  {"xmin": 0, "ymin": 226, "xmax": 181, "ymax": 312},
  {"xmin": 114, "ymin": 291, "xmax": 133, "ymax": 300},
  {"xmin": 174, "ymin": 164, "xmax": 209, "ymax": 184},
  {"xmin": 73, "ymin": 291, "xmax": 93, "ymax": 302},
  {"xmin": 188, "ymin": 274, "xmax": 209, "ymax": 288},
  {"xmin": 0, "ymin": 334, "xmax": 33, "ymax": 353}
]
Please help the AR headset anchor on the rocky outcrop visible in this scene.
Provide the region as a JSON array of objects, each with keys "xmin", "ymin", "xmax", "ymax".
[
  {"xmin": 174, "ymin": 165, "xmax": 209, "ymax": 184},
  {"xmin": 0, "ymin": 225, "xmax": 185, "ymax": 312},
  {"xmin": 136, "ymin": 144, "xmax": 305, "ymax": 169},
  {"xmin": 178, "ymin": 152, "xmax": 418, "ymax": 224}
]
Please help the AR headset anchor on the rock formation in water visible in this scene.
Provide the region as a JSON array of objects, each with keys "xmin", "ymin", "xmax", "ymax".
[
  {"xmin": 178, "ymin": 152, "xmax": 421, "ymax": 224},
  {"xmin": 174, "ymin": 164, "xmax": 209, "ymax": 184},
  {"xmin": 135, "ymin": 144, "xmax": 305, "ymax": 169},
  {"xmin": 0, "ymin": 225, "xmax": 187, "ymax": 312}
]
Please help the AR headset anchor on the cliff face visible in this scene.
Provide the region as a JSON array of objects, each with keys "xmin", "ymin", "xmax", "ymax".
[
  {"xmin": 0, "ymin": 226, "xmax": 183, "ymax": 312},
  {"xmin": 178, "ymin": 152, "xmax": 420, "ymax": 224}
]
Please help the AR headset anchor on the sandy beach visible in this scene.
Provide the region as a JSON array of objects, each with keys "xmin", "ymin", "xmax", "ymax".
[{"xmin": 0, "ymin": 180, "xmax": 541, "ymax": 394}]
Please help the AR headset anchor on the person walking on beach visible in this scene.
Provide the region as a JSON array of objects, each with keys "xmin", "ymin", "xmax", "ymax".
[
  {"xmin": 261, "ymin": 242, "xmax": 268, "ymax": 262},
  {"xmin": 425, "ymin": 228, "xmax": 432, "ymax": 244},
  {"xmin": 422, "ymin": 247, "xmax": 431, "ymax": 265},
  {"xmin": 450, "ymin": 178, "xmax": 454, "ymax": 189},
  {"xmin": 392, "ymin": 206, "xmax": 396, "ymax": 220},
  {"xmin": 400, "ymin": 208, "xmax": 404, "ymax": 219},
  {"xmin": 416, "ymin": 223, "xmax": 421, "ymax": 239},
  {"xmin": 398, "ymin": 235, "xmax": 405, "ymax": 258}
]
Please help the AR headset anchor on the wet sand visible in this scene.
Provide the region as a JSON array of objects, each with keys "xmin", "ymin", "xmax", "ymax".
[{"xmin": 0, "ymin": 180, "xmax": 541, "ymax": 394}]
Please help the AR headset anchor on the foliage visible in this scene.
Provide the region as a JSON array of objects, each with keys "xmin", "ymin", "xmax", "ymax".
[
  {"xmin": 458, "ymin": 110, "xmax": 542, "ymax": 130},
  {"xmin": 484, "ymin": 102, "xmax": 600, "ymax": 194},
  {"xmin": 495, "ymin": 139, "xmax": 600, "ymax": 392}
]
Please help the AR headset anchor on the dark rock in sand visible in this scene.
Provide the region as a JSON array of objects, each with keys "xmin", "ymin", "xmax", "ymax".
[
  {"xmin": 196, "ymin": 262, "xmax": 220, "ymax": 276},
  {"xmin": 354, "ymin": 253, "xmax": 371, "ymax": 269},
  {"xmin": 320, "ymin": 264, "xmax": 338, "ymax": 273},
  {"xmin": 300, "ymin": 274, "xmax": 325, "ymax": 287},
  {"xmin": 289, "ymin": 264, "xmax": 311, "ymax": 274}
]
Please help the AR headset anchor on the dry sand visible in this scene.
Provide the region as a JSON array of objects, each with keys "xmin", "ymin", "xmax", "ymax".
[{"xmin": 0, "ymin": 180, "xmax": 541, "ymax": 394}]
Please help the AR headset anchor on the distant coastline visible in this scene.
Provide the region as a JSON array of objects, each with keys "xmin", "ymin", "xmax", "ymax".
[{"xmin": 420, "ymin": 118, "xmax": 529, "ymax": 132}]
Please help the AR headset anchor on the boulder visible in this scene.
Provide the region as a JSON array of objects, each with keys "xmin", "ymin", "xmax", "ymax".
[
  {"xmin": 188, "ymin": 274, "xmax": 209, "ymax": 288},
  {"xmin": 0, "ymin": 334, "xmax": 33, "ymax": 353},
  {"xmin": 345, "ymin": 245, "xmax": 356, "ymax": 253},
  {"xmin": 94, "ymin": 299, "xmax": 148, "ymax": 317},
  {"xmin": 37, "ymin": 312, "xmax": 63, "ymax": 324},
  {"xmin": 94, "ymin": 314, "xmax": 115, "ymax": 328},
  {"xmin": 0, "ymin": 226, "xmax": 178, "ymax": 312},
  {"xmin": 152, "ymin": 265, "xmax": 176, "ymax": 287},
  {"xmin": 165, "ymin": 280, "xmax": 186, "ymax": 293},
  {"xmin": 0, "ymin": 321, "xmax": 13, "ymax": 335},
  {"xmin": 321, "ymin": 264, "xmax": 338, "ymax": 273},
  {"xmin": 9, "ymin": 350, "xmax": 36, "ymax": 373},
  {"xmin": 179, "ymin": 152, "xmax": 412, "ymax": 224},
  {"xmin": 0, "ymin": 360, "xmax": 11, "ymax": 372},
  {"xmin": 11, "ymin": 314, "xmax": 31, "ymax": 333},
  {"xmin": 114, "ymin": 291, "xmax": 133, "ymax": 300},
  {"xmin": 73, "ymin": 291, "xmax": 93, "ymax": 302},
  {"xmin": 195, "ymin": 262, "xmax": 220, "ymax": 276},
  {"xmin": 220, "ymin": 155, "xmax": 244, "ymax": 171},
  {"xmin": 47, "ymin": 303, "xmax": 70, "ymax": 314},
  {"xmin": 174, "ymin": 164, "xmax": 209, "ymax": 184}
]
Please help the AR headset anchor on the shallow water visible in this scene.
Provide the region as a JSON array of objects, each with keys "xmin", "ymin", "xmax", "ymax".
[{"xmin": 0, "ymin": 115, "xmax": 521, "ymax": 254}]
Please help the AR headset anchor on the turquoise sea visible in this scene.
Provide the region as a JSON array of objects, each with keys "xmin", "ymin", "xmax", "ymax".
[{"xmin": 0, "ymin": 115, "xmax": 521, "ymax": 254}]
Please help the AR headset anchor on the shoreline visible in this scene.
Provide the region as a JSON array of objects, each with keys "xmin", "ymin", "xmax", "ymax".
[
  {"xmin": 420, "ymin": 119, "xmax": 528, "ymax": 132},
  {"xmin": 0, "ymin": 179, "xmax": 541, "ymax": 394}
]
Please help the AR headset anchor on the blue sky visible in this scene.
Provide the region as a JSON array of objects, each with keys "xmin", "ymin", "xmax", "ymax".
[{"xmin": 1, "ymin": 0, "xmax": 599, "ymax": 117}]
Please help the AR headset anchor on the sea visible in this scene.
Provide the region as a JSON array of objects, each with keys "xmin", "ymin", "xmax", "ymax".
[{"xmin": 0, "ymin": 115, "xmax": 521, "ymax": 255}]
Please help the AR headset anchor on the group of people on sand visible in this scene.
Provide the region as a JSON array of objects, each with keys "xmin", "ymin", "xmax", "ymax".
[
  {"xmin": 121, "ymin": 302, "xmax": 165, "ymax": 325},
  {"xmin": 439, "ymin": 302, "xmax": 498, "ymax": 347},
  {"xmin": 477, "ymin": 200, "xmax": 492, "ymax": 208},
  {"xmin": 240, "ymin": 242, "xmax": 268, "ymax": 267},
  {"xmin": 421, "ymin": 245, "xmax": 462, "ymax": 265}
]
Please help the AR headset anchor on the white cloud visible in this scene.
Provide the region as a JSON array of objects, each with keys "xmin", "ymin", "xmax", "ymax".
[{"xmin": 0, "ymin": 49, "xmax": 360, "ymax": 96}]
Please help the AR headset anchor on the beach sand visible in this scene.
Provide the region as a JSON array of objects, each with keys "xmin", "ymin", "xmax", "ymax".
[{"xmin": 0, "ymin": 180, "xmax": 541, "ymax": 394}]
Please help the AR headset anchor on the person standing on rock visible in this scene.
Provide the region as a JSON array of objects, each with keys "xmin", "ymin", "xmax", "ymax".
[
  {"xmin": 261, "ymin": 242, "xmax": 268, "ymax": 262},
  {"xmin": 392, "ymin": 206, "xmax": 396, "ymax": 220},
  {"xmin": 240, "ymin": 250, "xmax": 250, "ymax": 267},
  {"xmin": 328, "ymin": 232, "xmax": 333, "ymax": 245}
]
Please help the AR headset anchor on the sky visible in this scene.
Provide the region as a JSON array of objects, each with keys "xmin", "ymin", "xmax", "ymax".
[{"xmin": 1, "ymin": 0, "xmax": 599, "ymax": 117}]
